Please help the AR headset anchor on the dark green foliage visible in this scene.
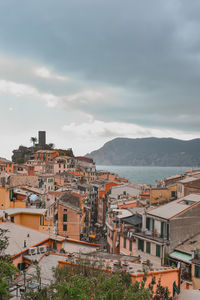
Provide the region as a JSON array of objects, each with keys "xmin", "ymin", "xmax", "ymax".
[
  {"xmin": 23, "ymin": 262, "xmax": 174, "ymax": 300},
  {"xmin": 0, "ymin": 229, "xmax": 17, "ymax": 300},
  {"xmin": 16, "ymin": 158, "xmax": 25, "ymax": 164}
]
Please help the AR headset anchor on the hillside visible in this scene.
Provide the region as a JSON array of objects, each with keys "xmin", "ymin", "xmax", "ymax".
[{"xmin": 86, "ymin": 137, "xmax": 200, "ymax": 166}]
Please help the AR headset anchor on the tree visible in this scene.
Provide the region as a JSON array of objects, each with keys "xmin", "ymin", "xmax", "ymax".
[
  {"xmin": 48, "ymin": 143, "xmax": 55, "ymax": 149},
  {"xmin": 30, "ymin": 137, "xmax": 37, "ymax": 147},
  {"xmin": 0, "ymin": 229, "xmax": 17, "ymax": 300},
  {"xmin": 22, "ymin": 261, "xmax": 174, "ymax": 300}
]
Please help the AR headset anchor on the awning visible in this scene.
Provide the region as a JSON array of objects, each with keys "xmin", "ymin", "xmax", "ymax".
[
  {"xmin": 89, "ymin": 234, "xmax": 95, "ymax": 238},
  {"xmin": 122, "ymin": 215, "xmax": 142, "ymax": 226},
  {"xmin": 169, "ymin": 251, "xmax": 192, "ymax": 264}
]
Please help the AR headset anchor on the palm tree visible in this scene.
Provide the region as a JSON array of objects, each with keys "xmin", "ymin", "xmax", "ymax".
[
  {"xmin": 48, "ymin": 143, "xmax": 55, "ymax": 149},
  {"xmin": 30, "ymin": 137, "xmax": 37, "ymax": 147}
]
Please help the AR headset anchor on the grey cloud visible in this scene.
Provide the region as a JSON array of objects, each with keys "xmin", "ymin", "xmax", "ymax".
[{"xmin": 0, "ymin": 1, "xmax": 200, "ymax": 131}]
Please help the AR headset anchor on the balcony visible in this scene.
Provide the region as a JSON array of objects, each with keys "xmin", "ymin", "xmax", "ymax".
[{"xmin": 132, "ymin": 228, "xmax": 168, "ymax": 244}]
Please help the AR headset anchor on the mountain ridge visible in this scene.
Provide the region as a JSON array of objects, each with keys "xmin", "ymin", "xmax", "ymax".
[{"xmin": 85, "ymin": 137, "xmax": 200, "ymax": 166}]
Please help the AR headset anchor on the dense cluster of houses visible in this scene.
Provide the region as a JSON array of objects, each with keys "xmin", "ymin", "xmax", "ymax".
[{"xmin": 1, "ymin": 134, "xmax": 200, "ymax": 298}]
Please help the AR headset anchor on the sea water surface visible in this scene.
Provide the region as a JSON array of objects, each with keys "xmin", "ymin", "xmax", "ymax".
[{"xmin": 96, "ymin": 165, "xmax": 194, "ymax": 185}]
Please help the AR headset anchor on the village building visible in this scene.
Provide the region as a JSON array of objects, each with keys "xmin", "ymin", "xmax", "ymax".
[
  {"xmin": 150, "ymin": 184, "xmax": 177, "ymax": 205},
  {"xmin": 53, "ymin": 156, "xmax": 75, "ymax": 173},
  {"xmin": 0, "ymin": 207, "xmax": 51, "ymax": 232},
  {"xmin": 177, "ymin": 177, "xmax": 200, "ymax": 199},
  {"xmin": 34, "ymin": 150, "xmax": 59, "ymax": 162},
  {"xmin": 128, "ymin": 194, "xmax": 200, "ymax": 265},
  {"xmin": 51, "ymin": 191, "xmax": 88, "ymax": 240}
]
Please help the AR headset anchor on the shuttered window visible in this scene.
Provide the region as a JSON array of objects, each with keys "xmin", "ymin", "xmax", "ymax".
[
  {"xmin": 195, "ymin": 265, "xmax": 200, "ymax": 278},
  {"xmin": 63, "ymin": 214, "xmax": 67, "ymax": 222},
  {"xmin": 146, "ymin": 242, "xmax": 151, "ymax": 254},
  {"xmin": 129, "ymin": 241, "xmax": 132, "ymax": 251},
  {"xmin": 124, "ymin": 237, "xmax": 126, "ymax": 249},
  {"xmin": 63, "ymin": 224, "xmax": 67, "ymax": 231},
  {"xmin": 146, "ymin": 218, "xmax": 150, "ymax": 230},
  {"xmin": 156, "ymin": 245, "xmax": 161, "ymax": 257},
  {"xmin": 138, "ymin": 239, "xmax": 144, "ymax": 252}
]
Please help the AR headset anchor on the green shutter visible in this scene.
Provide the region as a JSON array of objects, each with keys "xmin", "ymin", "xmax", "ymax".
[
  {"xmin": 63, "ymin": 224, "xmax": 67, "ymax": 231},
  {"xmin": 161, "ymin": 222, "xmax": 164, "ymax": 238},
  {"xmin": 146, "ymin": 218, "xmax": 150, "ymax": 230},
  {"xmin": 167, "ymin": 223, "xmax": 169, "ymax": 240},
  {"xmin": 63, "ymin": 214, "xmax": 67, "ymax": 222},
  {"xmin": 152, "ymin": 219, "xmax": 155, "ymax": 231},
  {"xmin": 146, "ymin": 242, "xmax": 151, "ymax": 254},
  {"xmin": 156, "ymin": 245, "xmax": 161, "ymax": 257},
  {"xmin": 124, "ymin": 238, "xmax": 126, "ymax": 249},
  {"xmin": 195, "ymin": 265, "xmax": 200, "ymax": 278},
  {"xmin": 138, "ymin": 239, "xmax": 144, "ymax": 251},
  {"xmin": 129, "ymin": 241, "xmax": 132, "ymax": 251}
]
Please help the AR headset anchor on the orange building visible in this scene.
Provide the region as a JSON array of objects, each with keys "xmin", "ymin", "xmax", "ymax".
[
  {"xmin": 118, "ymin": 200, "xmax": 137, "ymax": 209},
  {"xmin": 34, "ymin": 150, "xmax": 59, "ymax": 162},
  {"xmin": 52, "ymin": 191, "xmax": 85, "ymax": 240},
  {"xmin": 0, "ymin": 186, "xmax": 12, "ymax": 209},
  {"xmin": 97, "ymin": 181, "xmax": 119, "ymax": 226},
  {"xmin": 0, "ymin": 158, "xmax": 14, "ymax": 174},
  {"xmin": 3, "ymin": 208, "xmax": 52, "ymax": 233}
]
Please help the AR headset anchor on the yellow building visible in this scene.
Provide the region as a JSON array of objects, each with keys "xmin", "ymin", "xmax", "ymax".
[
  {"xmin": 1, "ymin": 208, "xmax": 52, "ymax": 233},
  {"xmin": 0, "ymin": 186, "xmax": 12, "ymax": 209},
  {"xmin": 150, "ymin": 184, "xmax": 177, "ymax": 205}
]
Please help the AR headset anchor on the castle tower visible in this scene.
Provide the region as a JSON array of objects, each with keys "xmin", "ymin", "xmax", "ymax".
[{"xmin": 38, "ymin": 131, "xmax": 46, "ymax": 148}]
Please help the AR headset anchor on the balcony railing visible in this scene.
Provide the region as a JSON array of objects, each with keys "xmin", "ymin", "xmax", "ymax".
[{"xmin": 132, "ymin": 227, "xmax": 169, "ymax": 243}]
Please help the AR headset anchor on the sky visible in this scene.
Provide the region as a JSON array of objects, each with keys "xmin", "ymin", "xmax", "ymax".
[{"xmin": 1, "ymin": 0, "xmax": 200, "ymax": 159}]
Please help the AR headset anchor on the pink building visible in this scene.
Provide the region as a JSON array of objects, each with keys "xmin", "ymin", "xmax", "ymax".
[{"xmin": 53, "ymin": 156, "xmax": 75, "ymax": 174}]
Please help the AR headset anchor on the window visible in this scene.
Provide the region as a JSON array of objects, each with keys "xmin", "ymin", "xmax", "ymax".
[
  {"xmin": 146, "ymin": 242, "xmax": 151, "ymax": 254},
  {"xmin": 138, "ymin": 239, "xmax": 144, "ymax": 251},
  {"xmin": 129, "ymin": 241, "xmax": 132, "ymax": 252},
  {"xmin": 63, "ymin": 224, "xmax": 67, "ymax": 231},
  {"xmin": 63, "ymin": 214, "xmax": 67, "ymax": 222},
  {"xmin": 171, "ymin": 191, "xmax": 176, "ymax": 198},
  {"xmin": 152, "ymin": 219, "xmax": 155, "ymax": 232},
  {"xmin": 124, "ymin": 237, "xmax": 126, "ymax": 249},
  {"xmin": 167, "ymin": 223, "xmax": 169, "ymax": 240},
  {"xmin": 156, "ymin": 245, "xmax": 161, "ymax": 257},
  {"xmin": 195, "ymin": 265, "xmax": 200, "ymax": 278},
  {"xmin": 146, "ymin": 217, "xmax": 150, "ymax": 230},
  {"xmin": 161, "ymin": 222, "xmax": 164, "ymax": 238}
]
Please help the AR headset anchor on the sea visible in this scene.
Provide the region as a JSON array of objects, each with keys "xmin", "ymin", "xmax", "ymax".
[{"xmin": 96, "ymin": 165, "xmax": 197, "ymax": 185}]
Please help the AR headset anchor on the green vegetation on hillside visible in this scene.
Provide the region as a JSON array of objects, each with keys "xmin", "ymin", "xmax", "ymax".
[{"xmin": 87, "ymin": 137, "xmax": 200, "ymax": 166}]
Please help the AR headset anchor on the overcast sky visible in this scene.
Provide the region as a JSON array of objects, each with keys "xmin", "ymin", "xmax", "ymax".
[{"xmin": 1, "ymin": 0, "xmax": 200, "ymax": 159}]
